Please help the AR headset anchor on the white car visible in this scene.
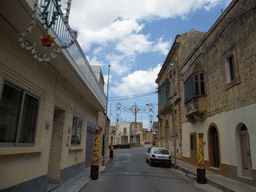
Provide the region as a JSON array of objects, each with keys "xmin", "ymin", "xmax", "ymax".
[{"xmin": 146, "ymin": 147, "xmax": 172, "ymax": 167}]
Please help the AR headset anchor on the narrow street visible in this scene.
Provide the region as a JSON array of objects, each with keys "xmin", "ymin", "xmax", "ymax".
[{"xmin": 81, "ymin": 147, "xmax": 222, "ymax": 192}]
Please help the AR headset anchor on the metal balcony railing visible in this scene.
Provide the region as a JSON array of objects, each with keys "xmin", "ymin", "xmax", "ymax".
[{"xmin": 31, "ymin": 0, "xmax": 106, "ymax": 108}]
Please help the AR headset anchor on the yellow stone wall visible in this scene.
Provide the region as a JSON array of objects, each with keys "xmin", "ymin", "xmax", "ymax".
[
  {"xmin": 0, "ymin": 14, "xmax": 98, "ymax": 189},
  {"xmin": 180, "ymin": 0, "xmax": 256, "ymax": 181}
]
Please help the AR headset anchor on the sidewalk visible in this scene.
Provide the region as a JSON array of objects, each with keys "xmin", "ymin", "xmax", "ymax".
[
  {"xmin": 49, "ymin": 156, "xmax": 110, "ymax": 192},
  {"xmin": 173, "ymin": 158, "xmax": 256, "ymax": 192}
]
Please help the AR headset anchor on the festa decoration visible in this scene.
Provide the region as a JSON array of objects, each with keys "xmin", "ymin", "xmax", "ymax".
[{"xmin": 19, "ymin": 0, "xmax": 77, "ymax": 62}]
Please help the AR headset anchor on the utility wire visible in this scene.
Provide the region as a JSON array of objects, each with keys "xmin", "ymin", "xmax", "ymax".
[
  {"xmin": 109, "ymin": 91, "xmax": 157, "ymax": 99},
  {"xmin": 109, "ymin": 91, "xmax": 157, "ymax": 101}
]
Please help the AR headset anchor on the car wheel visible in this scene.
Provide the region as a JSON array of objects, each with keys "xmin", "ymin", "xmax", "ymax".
[{"xmin": 150, "ymin": 159, "xmax": 154, "ymax": 166}]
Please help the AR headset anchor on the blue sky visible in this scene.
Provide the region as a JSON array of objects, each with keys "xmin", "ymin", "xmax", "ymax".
[{"xmin": 68, "ymin": 0, "xmax": 232, "ymax": 129}]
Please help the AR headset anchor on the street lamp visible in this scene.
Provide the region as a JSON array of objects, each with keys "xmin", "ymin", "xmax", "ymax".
[
  {"xmin": 103, "ymin": 64, "xmax": 111, "ymax": 166},
  {"xmin": 171, "ymin": 63, "xmax": 177, "ymax": 169}
]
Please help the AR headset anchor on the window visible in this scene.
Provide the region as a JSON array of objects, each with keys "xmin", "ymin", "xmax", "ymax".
[
  {"xmin": 123, "ymin": 128, "xmax": 127, "ymax": 134},
  {"xmin": 71, "ymin": 116, "xmax": 82, "ymax": 145},
  {"xmin": 0, "ymin": 81, "xmax": 39, "ymax": 145},
  {"xmin": 184, "ymin": 72, "xmax": 205, "ymax": 102},
  {"xmin": 190, "ymin": 134, "xmax": 196, "ymax": 150},
  {"xmin": 226, "ymin": 55, "xmax": 236, "ymax": 82},
  {"xmin": 154, "ymin": 149, "xmax": 169, "ymax": 154}
]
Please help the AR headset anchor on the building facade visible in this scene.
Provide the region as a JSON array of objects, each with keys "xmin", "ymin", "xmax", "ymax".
[
  {"xmin": 130, "ymin": 122, "xmax": 143, "ymax": 144},
  {"xmin": 110, "ymin": 122, "xmax": 148, "ymax": 145},
  {"xmin": 156, "ymin": 29, "xmax": 206, "ymax": 159},
  {"xmin": 0, "ymin": 0, "xmax": 107, "ymax": 191},
  {"xmin": 91, "ymin": 66, "xmax": 110, "ymax": 166},
  {"xmin": 109, "ymin": 122, "xmax": 130, "ymax": 145},
  {"xmin": 180, "ymin": 0, "xmax": 256, "ymax": 186}
]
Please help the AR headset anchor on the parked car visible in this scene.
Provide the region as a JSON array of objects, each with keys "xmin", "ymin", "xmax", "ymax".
[{"xmin": 146, "ymin": 147, "xmax": 171, "ymax": 167}]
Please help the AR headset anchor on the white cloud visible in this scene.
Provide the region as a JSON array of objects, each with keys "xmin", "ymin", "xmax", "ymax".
[
  {"xmin": 105, "ymin": 54, "xmax": 131, "ymax": 75},
  {"xmin": 104, "ymin": 74, "xmax": 113, "ymax": 93},
  {"xmin": 152, "ymin": 38, "xmax": 172, "ymax": 55},
  {"xmin": 93, "ymin": 47, "xmax": 103, "ymax": 55},
  {"xmin": 88, "ymin": 57, "xmax": 105, "ymax": 67},
  {"xmin": 68, "ymin": 0, "xmax": 221, "ymax": 76},
  {"xmin": 192, "ymin": 0, "xmax": 221, "ymax": 11},
  {"xmin": 111, "ymin": 64, "xmax": 162, "ymax": 97},
  {"xmin": 115, "ymin": 34, "xmax": 152, "ymax": 56},
  {"xmin": 69, "ymin": 0, "xmax": 221, "ymax": 48}
]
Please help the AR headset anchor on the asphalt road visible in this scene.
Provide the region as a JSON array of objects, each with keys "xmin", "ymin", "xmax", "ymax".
[{"xmin": 81, "ymin": 147, "xmax": 222, "ymax": 192}]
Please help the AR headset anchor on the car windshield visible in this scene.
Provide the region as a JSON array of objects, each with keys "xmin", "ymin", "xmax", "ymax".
[{"xmin": 154, "ymin": 149, "xmax": 169, "ymax": 154}]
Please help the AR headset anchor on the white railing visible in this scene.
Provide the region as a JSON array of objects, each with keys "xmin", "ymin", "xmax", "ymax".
[{"xmin": 33, "ymin": 0, "xmax": 106, "ymax": 108}]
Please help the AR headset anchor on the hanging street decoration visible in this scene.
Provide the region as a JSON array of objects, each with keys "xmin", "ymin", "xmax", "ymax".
[
  {"xmin": 39, "ymin": 0, "xmax": 63, "ymax": 31},
  {"xmin": 40, "ymin": 33, "xmax": 56, "ymax": 47},
  {"xmin": 19, "ymin": 0, "xmax": 78, "ymax": 62},
  {"xmin": 115, "ymin": 102, "xmax": 154, "ymax": 129},
  {"xmin": 131, "ymin": 103, "xmax": 138, "ymax": 129},
  {"xmin": 115, "ymin": 102, "xmax": 122, "ymax": 125}
]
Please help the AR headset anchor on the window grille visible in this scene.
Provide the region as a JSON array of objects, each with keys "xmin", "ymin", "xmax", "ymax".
[{"xmin": 71, "ymin": 116, "xmax": 82, "ymax": 145}]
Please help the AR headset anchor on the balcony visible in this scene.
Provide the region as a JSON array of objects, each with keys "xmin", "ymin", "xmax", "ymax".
[
  {"xmin": 0, "ymin": 0, "xmax": 106, "ymax": 111},
  {"xmin": 158, "ymin": 82, "xmax": 170, "ymax": 113},
  {"xmin": 185, "ymin": 97, "xmax": 207, "ymax": 123}
]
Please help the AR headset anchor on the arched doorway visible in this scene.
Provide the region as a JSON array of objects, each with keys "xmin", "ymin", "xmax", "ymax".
[
  {"xmin": 208, "ymin": 125, "xmax": 220, "ymax": 168},
  {"xmin": 237, "ymin": 124, "xmax": 252, "ymax": 178}
]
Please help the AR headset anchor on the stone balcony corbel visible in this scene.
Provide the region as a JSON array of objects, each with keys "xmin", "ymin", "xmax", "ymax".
[{"xmin": 185, "ymin": 97, "xmax": 207, "ymax": 123}]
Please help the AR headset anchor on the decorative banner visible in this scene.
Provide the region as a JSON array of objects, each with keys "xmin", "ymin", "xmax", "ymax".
[
  {"xmin": 135, "ymin": 107, "xmax": 137, "ymax": 129},
  {"xmin": 197, "ymin": 133, "xmax": 205, "ymax": 169},
  {"xmin": 92, "ymin": 129, "xmax": 101, "ymax": 166},
  {"xmin": 155, "ymin": 137, "xmax": 158, "ymax": 147},
  {"xmin": 19, "ymin": 0, "xmax": 78, "ymax": 62},
  {"xmin": 149, "ymin": 114, "xmax": 153, "ymax": 129},
  {"xmin": 110, "ymin": 137, "xmax": 114, "ymax": 151},
  {"xmin": 131, "ymin": 103, "xmax": 138, "ymax": 129}
]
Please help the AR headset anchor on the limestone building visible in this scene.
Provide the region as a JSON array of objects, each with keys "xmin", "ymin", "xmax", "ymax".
[
  {"xmin": 130, "ymin": 122, "xmax": 143, "ymax": 144},
  {"xmin": 109, "ymin": 121, "xmax": 148, "ymax": 146},
  {"xmin": 156, "ymin": 29, "xmax": 206, "ymax": 159},
  {"xmin": 0, "ymin": 0, "xmax": 107, "ymax": 191},
  {"xmin": 180, "ymin": 0, "xmax": 256, "ymax": 186},
  {"xmin": 109, "ymin": 122, "xmax": 130, "ymax": 145}
]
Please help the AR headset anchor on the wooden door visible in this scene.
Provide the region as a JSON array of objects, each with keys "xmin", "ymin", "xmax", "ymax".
[
  {"xmin": 190, "ymin": 133, "xmax": 197, "ymax": 166},
  {"xmin": 240, "ymin": 130, "xmax": 252, "ymax": 178}
]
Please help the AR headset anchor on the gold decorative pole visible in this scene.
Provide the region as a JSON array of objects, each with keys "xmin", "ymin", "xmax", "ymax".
[
  {"xmin": 155, "ymin": 137, "xmax": 158, "ymax": 147},
  {"xmin": 90, "ymin": 129, "xmax": 101, "ymax": 180},
  {"xmin": 197, "ymin": 133, "xmax": 206, "ymax": 184},
  {"xmin": 110, "ymin": 136, "xmax": 114, "ymax": 158}
]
